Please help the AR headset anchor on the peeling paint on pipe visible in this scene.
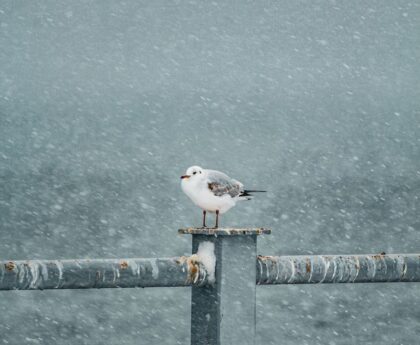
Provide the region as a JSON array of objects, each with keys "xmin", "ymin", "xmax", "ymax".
[
  {"xmin": 257, "ymin": 254, "xmax": 420, "ymax": 284},
  {"xmin": 0, "ymin": 257, "xmax": 207, "ymax": 290}
]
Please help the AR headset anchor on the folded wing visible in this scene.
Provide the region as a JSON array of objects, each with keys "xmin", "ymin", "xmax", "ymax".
[{"xmin": 206, "ymin": 170, "xmax": 244, "ymax": 198}]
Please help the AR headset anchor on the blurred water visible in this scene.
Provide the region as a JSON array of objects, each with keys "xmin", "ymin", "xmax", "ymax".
[{"xmin": 0, "ymin": 1, "xmax": 419, "ymax": 344}]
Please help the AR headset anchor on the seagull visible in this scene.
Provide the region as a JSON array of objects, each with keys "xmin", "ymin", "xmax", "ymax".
[{"xmin": 180, "ymin": 165, "xmax": 266, "ymax": 228}]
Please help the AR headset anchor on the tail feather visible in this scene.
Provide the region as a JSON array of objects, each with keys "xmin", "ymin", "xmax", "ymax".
[{"xmin": 240, "ymin": 190, "xmax": 266, "ymax": 197}]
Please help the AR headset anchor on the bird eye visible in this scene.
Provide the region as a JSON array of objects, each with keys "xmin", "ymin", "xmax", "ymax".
[{"xmin": 193, "ymin": 171, "xmax": 196, "ymax": 175}]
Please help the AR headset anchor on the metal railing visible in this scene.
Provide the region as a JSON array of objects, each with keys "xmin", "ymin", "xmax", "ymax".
[{"xmin": 1, "ymin": 227, "xmax": 419, "ymax": 345}]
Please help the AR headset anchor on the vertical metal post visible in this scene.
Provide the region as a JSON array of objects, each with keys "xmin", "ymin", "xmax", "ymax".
[{"xmin": 179, "ymin": 228, "xmax": 271, "ymax": 345}]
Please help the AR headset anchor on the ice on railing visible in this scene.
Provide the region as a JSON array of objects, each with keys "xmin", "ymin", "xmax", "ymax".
[
  {"xmin": 256, "ymin": 254, "xmax": 420, "ymax": 285},
  {"xmin": 0, "ymin": 257, "xmax": 209, "ymax": 290}
]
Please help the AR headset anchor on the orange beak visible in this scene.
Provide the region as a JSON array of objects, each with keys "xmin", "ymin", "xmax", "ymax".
[{"xmin": 180, "ymin": 175, "xmax": 190, "ymax": 179}]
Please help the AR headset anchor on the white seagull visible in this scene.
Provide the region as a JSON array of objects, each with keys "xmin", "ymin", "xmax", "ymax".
[{"xmin": 180, "ymin": 165, "xmax": 266, "ymax": 228}]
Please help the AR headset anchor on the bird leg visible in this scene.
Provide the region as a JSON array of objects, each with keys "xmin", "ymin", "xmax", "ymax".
[
  {"xmin": 214, "ymin": 210, "xmax": 219, "ymax": 228},
  {"xmin": 202, "ymin": 210, "xmax": 207, "ymax": 228}
]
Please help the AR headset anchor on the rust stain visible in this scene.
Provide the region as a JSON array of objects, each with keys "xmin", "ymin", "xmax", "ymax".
[
  {"xmin": 5, "ymin": 261, "xmax": 15, "ymax": 271},
  {"xmin": 257, "ymin": 255, "xmax": 277, "ymax": 263},
  {"xmin": 372, "ymin": 253, "xmax": 386, "ymax": 260},
  {"xmin": 176, "ymin": 256, "xmax": 188, "ymax": 265},
  {"xmin": 189, "ymin": 262, "xmax": 198, "ymax": 276},
  {"xmin": 187, "ymin": 254, "xmax": 200, "ymax": 284},
  {"xmin": 176, "ymin": 255, "xmax": 202, "ymax": 284},
  {"xmin": 306, "ymin": 259, "xmax": 311, "ymax": 273},
  {"xmin": 119, "ymin": 261, "xmax": 129, "ymax": 270}
]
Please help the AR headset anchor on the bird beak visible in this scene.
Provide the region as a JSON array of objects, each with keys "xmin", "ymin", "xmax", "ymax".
[{"xmin": 180, "ymin": 175, "xmax": 190, "ymax": 179}]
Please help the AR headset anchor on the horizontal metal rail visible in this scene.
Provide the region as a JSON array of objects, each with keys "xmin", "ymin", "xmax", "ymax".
[
  {"xmin": 257, "ymin": 254, "xmax": 420, "ymax": 284},
  {"xmin": 0, "ymin": 257, "xmax": 207, "ymax": 290},
  {"xmin": 2, "ymin": 253, "xmax": 420, "ymax": 290}
]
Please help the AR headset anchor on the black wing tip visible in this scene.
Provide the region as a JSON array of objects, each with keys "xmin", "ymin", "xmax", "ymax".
[{"xmin": 240, "ymin": 190, "xmax": 267, "ymax": 197}]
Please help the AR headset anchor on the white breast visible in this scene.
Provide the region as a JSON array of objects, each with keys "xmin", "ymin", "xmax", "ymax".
[{"xmin": 181, "ymin": 179, "xmax": 236, "ymax": 214}]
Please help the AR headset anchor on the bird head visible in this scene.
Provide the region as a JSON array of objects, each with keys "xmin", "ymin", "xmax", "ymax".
[{"xmin": 180, "ymin": 166, "xmax": 203, "ymax": 182}]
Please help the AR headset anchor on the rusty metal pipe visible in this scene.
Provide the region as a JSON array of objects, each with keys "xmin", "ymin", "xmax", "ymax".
[
  {"xmin": 0, "ymin": 257, "xmax": 208, "ymax": 290},
  {"xmin": 257, "ymin": 254, "xmax": 420, "ymax": 285},
  {"xmin": 2, "ymin": 253, "xmax": 420, "ymax": 290}
]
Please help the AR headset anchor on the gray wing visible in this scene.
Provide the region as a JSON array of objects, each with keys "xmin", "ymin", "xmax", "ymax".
[{"xmin": 206, "ymin": 170, "xmax": 244, "ymax": 198}]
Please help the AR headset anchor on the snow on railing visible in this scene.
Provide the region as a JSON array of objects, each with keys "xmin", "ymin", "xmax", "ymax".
[
  {"xmin": 1, "ymin": 227, "xmax": 420, "ymax": 345},
  {"xmin": 0, "ymin": 257, "xmax": 208, "ymax": 290},
  {"xmin": 256, "ymin": 254, "xmax": 420, "ymax": 284}
]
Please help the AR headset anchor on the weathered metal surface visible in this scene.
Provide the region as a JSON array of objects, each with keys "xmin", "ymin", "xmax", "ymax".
[
  {"xmin": 2, "ymin": 253, "xmax": 419, "ymax": 290},
  {"xmin": 179, "ymin": 227, "xmax": 271, "ymax": 236},
  {"xmin": 0, "ymin": 257, "xmax": 207, "ymax": 290},
  {"xmin": 191, "ymin": 234, "xmax": 257, "ymax": 345},
  {"xmin": 257, "ymin": 254, "xmax": 420, "ymax": 284}
]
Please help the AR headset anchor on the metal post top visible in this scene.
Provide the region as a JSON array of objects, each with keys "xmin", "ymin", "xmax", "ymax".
[{"xmin": 178, "ymin": 227, "xmax": 271, "ymax": 236}]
